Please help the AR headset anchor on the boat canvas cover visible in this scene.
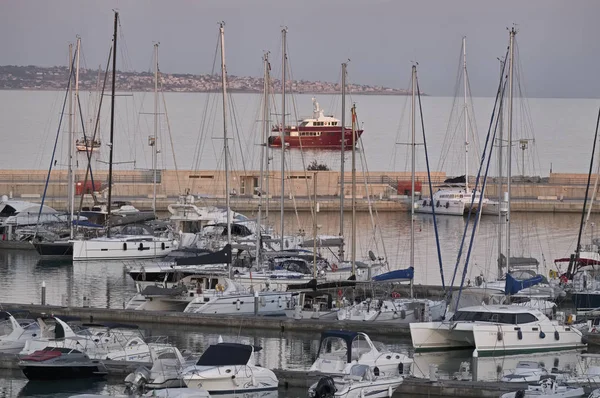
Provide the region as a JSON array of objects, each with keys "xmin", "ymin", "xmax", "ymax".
[
  {"xmin": 443, "ymin": 175, "xmax": 466, "ymax": 184},
  {"xmin": 176, "ymin": 244, "xmax": 231, "ymax": 266},
  {"xmin": 372, "ymin": 267, "xmax": 414, "ymax": 282},
  {"xmin": 504, "ymin": 273, "xmax": 543, "ymax": 295},
  {"xmin": 195, "ymin": 343, "xmax": 254, "ymax": 366}
]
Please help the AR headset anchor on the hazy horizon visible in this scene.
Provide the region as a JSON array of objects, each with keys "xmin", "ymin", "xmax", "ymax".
[{"xmin": 2, "ymin": 0, "xmax": 599, "ymax": 98}]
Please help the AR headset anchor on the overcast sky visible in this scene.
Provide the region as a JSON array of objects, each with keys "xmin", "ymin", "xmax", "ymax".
[{"xmin": 1, "ymin": 0, "xmax": 599, "ymax": 97}]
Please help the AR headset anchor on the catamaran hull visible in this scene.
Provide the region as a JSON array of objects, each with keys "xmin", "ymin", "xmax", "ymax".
[
  {"xmin": 72, "ymin": 239, "xmax": 174, "ymax": 260},
  {"xmin": 411, "ymin": 322, "xmax": 585, "ymax": 355}
]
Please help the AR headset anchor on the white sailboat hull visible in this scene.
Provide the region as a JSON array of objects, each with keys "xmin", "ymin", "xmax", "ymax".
[
  {"xmin": 72, "ymin": 237, "xmax": 175, "ymax": 260},
  {"xmin": 183, "ymin": 292, "xmax": 293, "ymax": 316}
]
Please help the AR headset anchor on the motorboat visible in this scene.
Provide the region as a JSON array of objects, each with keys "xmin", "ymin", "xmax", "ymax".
[
  {"xmin": 308, "ymin": 364, "xmax": 403, "ymax": 398},
  {"xmin": 501, "ymin": 361, "xmax": 551, "ymax": 383},
  {"xmin": 410, "ymin": 305, "xmax": 586, "ymax": 355},
  {"xmin": 71, "ymin": 388, "xmax": 210, "ymax": 398},
  {"xmin": 268, "ymin": 97, "xmax": 363, "ymax": 149},
  {"xmin": 336, "ymin": 297, "xmax": 445, "ymax": 323},
  {"xmin": 414, "ymin": 181, "xmax": 492, "ymax": 216},
  {"xmin": 19, "ymin": 347, "xmax": 108, "ymax": 380},
  {"xmin": 125, "ymin": 345, "xmax": 196, "ymax": 391},
  {"xmin": 75, "ymin": 137, "xmax": 101, "ymax": 152},
  {"xmin": 182, "ymin": 342, "xmax": 279, "ymax": 394},
  {"xmin": 0, "ymin": 311, "xmax": 40, "ymax": 354},
  {"xmin": 309, "ymin": 331, "xmax": 412, "ymax": 376},
  {"xmin": 500, "ymin": 376, "xmax": 585, "ymax": 398},
  {"xmin": 20, "ymin": 317, "xmax": 172, "ymax": 362}
]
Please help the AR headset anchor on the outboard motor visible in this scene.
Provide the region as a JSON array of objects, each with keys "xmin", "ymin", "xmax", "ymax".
[
  {"xmin": 313, "ymin": 376, "xmax": 337, "ymax": 398},
  {"xmin": 124, "ymin": 366, "xmax": 150, "ymax": 394}
]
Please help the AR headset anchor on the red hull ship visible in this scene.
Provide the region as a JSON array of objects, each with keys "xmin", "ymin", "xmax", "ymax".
[{"xmin": 268, "ymin": 98, "xmax": 363, "ymax": 149}]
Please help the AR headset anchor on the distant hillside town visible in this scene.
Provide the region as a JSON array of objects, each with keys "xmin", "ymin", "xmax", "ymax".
[{"xmin": 0, "ymin": 65, "xmax": 411, "ymax": 95}]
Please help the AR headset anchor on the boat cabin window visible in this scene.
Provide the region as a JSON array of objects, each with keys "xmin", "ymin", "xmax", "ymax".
[
  {"xmin": 451, "ymin": 310, "xmax": 517, "ymax": 324},
  {"xmin": 516, "ymin": 313, "xmax": 539, "ymax": 324},
  {"xmin": 318, "ymin": 336, "xmax": 349, "ymax": 361},
  {"xmin": 300, "ymin": 121, "xmax": 309, "ymax": 127}
]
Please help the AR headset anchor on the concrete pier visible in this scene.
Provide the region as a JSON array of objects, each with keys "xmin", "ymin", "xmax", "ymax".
[{"xmin": 0, "ymin": 169, "xmax": 598, "ymax": 213}]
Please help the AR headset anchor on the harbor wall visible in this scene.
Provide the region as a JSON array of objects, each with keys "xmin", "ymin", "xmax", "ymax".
[{"xmin": 0, "ymin": 169, "xmax": 597, "ymax": 212}]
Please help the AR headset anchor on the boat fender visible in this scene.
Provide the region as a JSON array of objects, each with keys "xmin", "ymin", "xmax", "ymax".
[
  {"xmin": 161, "ymin": 242, "xmax": 165, "ymax": 250},
  {"xmin": 400, "ymin": 310, "xmax": 406, "ymax": 319},
  {"xmin": 398, "ymin": 362, "xmax": 404, "ymax": 374},
  {"xmin": 138, "ymin": 243, "xmax": 144, "ymax": 251},
  {"xmin": 445, "ymin": 202, "xmax": 449, "ymax": 209},
  {"xmin": 391, "ymin": 292, "xmax": 401, "ymax": 298},
  {"xmin": 123, "ymin": 243, "xmax": 127, "ymax": 251},
  {"xmin": 554, "ymin": 330, "xmax": 560, "ymax": 340},
  {"xmin": 497, "ymin": 331, "xmax": 503, "ymax": 341},
  {"xmin": 331, "ymin": 263, "xmax": 338, "ymax": 272},
  {"xmin": 517, "ymin": 330, "xmax": 523, "ymax": 340},
  {"xmin": 422, "ymin": 200, "xmax": 427, "ymax": 206},
  {"xmin": 373, "ymin": 366, "xmax": 380, "ymax": 376},
  {"xmin": 236, "ymin": 299, "xmax": 241, "ymax": 310},
  {"xmin": 436, "ymin": 201, "xmax": 440, "ymax": 208},
  {"xmin": 539, "ymin": 331, "xmax": 546, "ymax": 339},
  {"xmin": 313, "ymin": 376, "xmax": 336, "ymax": 398}
]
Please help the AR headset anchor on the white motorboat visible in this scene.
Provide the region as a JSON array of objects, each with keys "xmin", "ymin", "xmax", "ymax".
[
  {"xmin": 71, "ymin": 388, "xmax": 210, "ymax": 398},
  {"xmin": 20, "ymin": 317, "xmax": 172, "ymax": 362},
  {"xmin": 182, "ymin": 342, "xmax": 278, "ymax": 394},
  {"xmin": 336, "ymin": 298, "xmax": 445, "ymax": 323},
  {"xmin": 309, "ymin": 331, "xmax": 412, "ymax": 376},
  {"xmin": 501, "ymin": 361, "xmax": 551, "ymax": 383},
  {"xmin": 308, "ymin": 364, "xmax": 403, "ymax": 398},
  {"xmin": 415, "ymin": 185, "xmax": 492, "ymax": 216},
  {"xmin": 410, "ymin": 305, "xmax": 586, "ymax": 356},
  {"xmin": 125, "ymin": 345, "xmax": 196, "ymax": 391},
  {"xmin": 500, "ymin": 376, "xmax": 585, "ymax": 398},
  {"xmin": 0, "ymin": 311, "xmax": 40, "ymax": 354},
  {"xmin": 19, "ymin": 347, "xmax": 108, "ymax": 380}
]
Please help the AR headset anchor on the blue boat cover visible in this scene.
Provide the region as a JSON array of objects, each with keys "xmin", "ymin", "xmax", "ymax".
[
  {"xmin": 372, "ymin": 267, "xmax": 414, "ymax": 282},
  {"xmin": 504, "ymin": 272, "xmax": 543, "ymax": 295}
]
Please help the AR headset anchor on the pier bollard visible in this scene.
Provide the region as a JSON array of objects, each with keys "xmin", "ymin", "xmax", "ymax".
[
  {"xmin": 41, "ymin": 281, "xmax": 46, "ymax": 306},
  {"xmin": 254, "ymin": 291, "xmax": 259, "ymax": 316}
]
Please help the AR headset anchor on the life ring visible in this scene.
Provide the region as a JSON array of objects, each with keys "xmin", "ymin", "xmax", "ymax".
[
  {"xmin": 391, "ymin": 292, "xmax": 401, "ymax": 298},
  {"xmin": 549, "ymin": 269, "xmax": 558, "ymax": 279},
  {"xmin": 337, "ymin": 289, "xmax": 343, "ymax": 298},
  {"xmin": 216, "ymin": 284, "xmax": 224, "ymax": 292},
  {"xmin": 331, "ymin": 263, "xmax": 338, "ymax": 272}
]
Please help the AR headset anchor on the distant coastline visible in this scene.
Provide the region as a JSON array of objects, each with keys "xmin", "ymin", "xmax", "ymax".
[{"xmin": 0, "ymin": 65, "xmax": 413, "ymax": 96}]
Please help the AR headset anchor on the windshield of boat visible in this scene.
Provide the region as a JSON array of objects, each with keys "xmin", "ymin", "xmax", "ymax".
[
  {"xmin": 195, "ymin": 343, "xmax": 253, "ymax": 366},
  {"xmin": 317, "ymin": 336, "xmax": 349, "ymax": 361},
  {"xmin": 450, "ymin": 310, "xmax": 539, "ymax": 324}
]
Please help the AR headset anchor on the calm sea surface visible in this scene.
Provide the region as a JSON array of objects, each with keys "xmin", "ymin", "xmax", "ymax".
[{"xmin": 0, "ymin": 91, "xmax": 599, "ymax": 396}]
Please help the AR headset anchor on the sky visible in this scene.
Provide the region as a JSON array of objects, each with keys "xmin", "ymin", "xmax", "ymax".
[{"xmin": 1, "ymin": 0, "xmax": 599, "ymax": 98}]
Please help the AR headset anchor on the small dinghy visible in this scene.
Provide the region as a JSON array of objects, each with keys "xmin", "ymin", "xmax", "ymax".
[
  {"xmin": 500, "ymin": 376, "xmax": 585, "ymax": 398},
  {"xmin": 309, "ymin": 364, "xmax": 403, "ymax": 398}
]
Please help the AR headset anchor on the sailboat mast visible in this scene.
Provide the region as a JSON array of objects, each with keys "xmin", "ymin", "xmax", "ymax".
[
  {"xmin": 463, "ymin": 37, "xmax": 469, "ymax": 193},
  {"xmin": 351, "ymin": 104, "xmax": 357, "ymax": 277},
  {"xmin": 106, "ymin": 11, "xmax": 118, "ymax": 238},
  {"xmin": 264, "ymin": 54, "xmax": 270, "ymax": 220},
  {"xmin": 280, "ymin": 28, "xmax": 287, "ymax": 251},
  {"xmin": 410, "ymin": 65, "xmax": 416, "ymax": 299},
  {"xmin": 219, "ymin": 23, "xmax": 231, "ymax": 247},
  {"xmin": 152, "ymin": 43, "xmax": 159, "ymax": 217},
  {"xmin": 506, "ymin": 28, "xmax": 516, "ymax": 272},
  {"xmin": 497, "ymin": 57, "xmax": 505, "ymax": 279},
  {"xmin": 71, "ymin": 37, "xmax": 81, "ymax": 239},
  {"xmin": 67, "ymin": 43, "xmax": 74, "ymax": 238},
  {"xmin": 256, "ymin": 53, "xmax": 270, "ymax": 268},
  {"xmin": 340, "ymin": 62, "xmax": 346, "ymax": 262}
]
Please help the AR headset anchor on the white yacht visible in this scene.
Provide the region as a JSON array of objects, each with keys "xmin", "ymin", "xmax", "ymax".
[
  {"xmin": 308, "ymin": 364, "xmax": 404, "ymax": 398},
  {"xmin": 182, "ymin": 342, "xmax": 278, "ymax": 394},
  {"xmin": 410, "ymin": 305, "xmax": 585, "ymax": 356},
  {"xmin": 500, "ymin": 377, "xmax": 584, "ymax": 398},
  {"xmin": 309, "ymin": 331, "xmax": 412, "ymax": 377},
  {"xmin": 20, "ymin": 317, "xmax": 172, "ymax": 362},
  {"xmin": 336, "ymin": 298, "xmax": 445, "ymax": 323},
  {"xmin": 0, "ymin": 311, "xmax": 40, "ymax": 354},
  {"xmin": 415, "ymin": 184, "xmax": 492, "ymax": 216}
]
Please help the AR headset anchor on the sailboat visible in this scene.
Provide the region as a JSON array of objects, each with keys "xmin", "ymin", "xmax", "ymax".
[
  {"xmin": 415, "ymin": 38, "xmax": 492, "ymax": 216},
  {"xmin": 337, "ymin": 65, "xmax": 445, "ymax": 324},
  {"xmin": 71, "ymin": 13, "xmax": 174, "ymax": 261},
  {"xmin": 410, "ymin": 29, "xmax": 584, "ymax": 355}
]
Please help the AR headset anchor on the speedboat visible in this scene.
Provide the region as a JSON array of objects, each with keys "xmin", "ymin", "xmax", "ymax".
[
  {"xmin": 0, "ymin": 311, "xmax": 40, "ymax": 354},
  {"xmin": 308, "ymin": 364, "xmax": 403, "ymax": 398},
  {"xmin": 309, "ymin": 331, "xmax": 412, "ymax": 376},
  {"xmin": 125, "ymin": 345, "xmax": 196, "ymax": 391},
  {"xmin": 70, "ymin": 389, "xmax": 210, "ymax": 398},
  {"xmin": 19, "ymin": 347, "xmax": 108, "ymax": 380},
  {"xmin": 500, "ymin": 376, "xmax": 584, "ymax": 397},
  {"xmin": 501, "ymin": 361, "xmax": 550, "ymax": 383},
  {"xmin": 182, "ymin": 342, "xmax": 278, "ymax": 394},
  {"xmin": 410, "ymin": 305, "xmax": 585, "ymax": 356}
]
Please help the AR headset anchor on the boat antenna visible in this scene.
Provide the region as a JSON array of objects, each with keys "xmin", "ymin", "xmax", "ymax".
[{"xmin": 106, "ymin": 10, "xmax": 118, "ymax": 238}]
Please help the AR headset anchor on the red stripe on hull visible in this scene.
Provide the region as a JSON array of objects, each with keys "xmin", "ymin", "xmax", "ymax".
[{"xmin": 268, "ymin": 129, "xmax": 364, "ymax": 149}]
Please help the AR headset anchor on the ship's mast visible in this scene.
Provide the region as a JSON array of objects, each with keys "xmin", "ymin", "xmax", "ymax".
[
  {"xmin": 280, "ymin": 28, "xmax": 287, "ymax": 251},
  {"xmin": 67, "ymin": 43, "xmax": 74, "ymax": 238},
  {"xmin": 497, "ymin": 57, "xmax": 505, "ymax": 280},
  {"xmin": 463, "ymin": 37, "xmax": 469, "ymax": 193},
  {"xmin": 256, "ymin": 52, "xmax": 270, "ymax": 270},
  {"xmin": 410, "ymin": 65, "xmax": 416, "ymax": 299},
  {"xmin": 152, "ymin": 43, "xmax": 159, "ymax": 217},
  {"xmin": 340, "ymin": 62, "xmax": 347, "ymax": 262},
  {"xmin": 106, "ymin": 11, "xmax": 118, "ymax": 238},
  {"xmin": 506, "ymin": 28, "xmax": 516, "ymax": 272},
  {"xmin": 219, "ymin": 23, "xmax": 231, "ymax": 251},
  {"xmin": 71, "ymin": 37, "xmax": 81, "ymax": 239},
  {"xmin": 351, "ymin": 104, "xmax": 357, "ymax": 277}
]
